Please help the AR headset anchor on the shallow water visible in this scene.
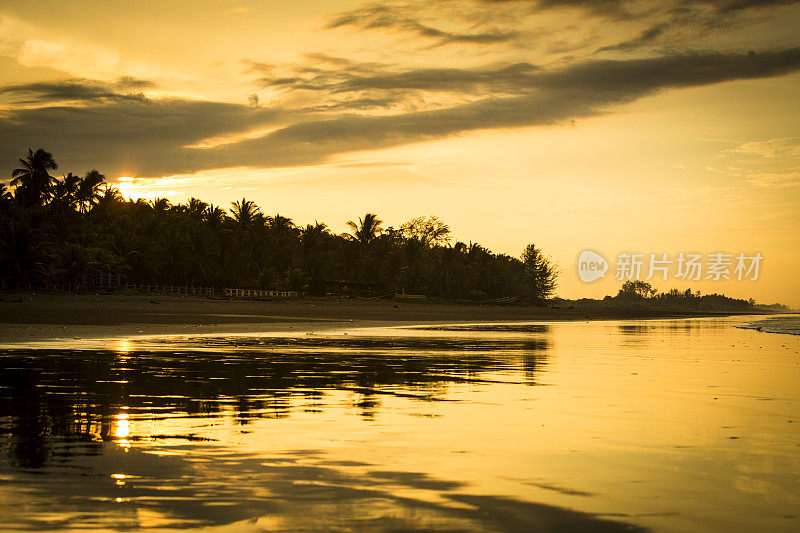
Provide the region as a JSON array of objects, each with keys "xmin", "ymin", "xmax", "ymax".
[{"xmin": 0, "ymin": 316, "xmax": 798, "ymax": 532}]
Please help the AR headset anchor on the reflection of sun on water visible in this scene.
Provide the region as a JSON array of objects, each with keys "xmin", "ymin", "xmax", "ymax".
[
  {"xmin": 112, "ymin": 338, "xmax": 132, "ymax": 354},
  {"xmin": 115, "ymin": 412, "xmax": 129, "ymax": 438},
  {"xmin": 114, "ymin": 410, "xmax": 131, "ymax": 450}
]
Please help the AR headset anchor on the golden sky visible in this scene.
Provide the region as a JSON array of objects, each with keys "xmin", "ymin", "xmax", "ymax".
[{"xmin": 1, "ymin": 0, "xmax": 798, "ymax": 304}]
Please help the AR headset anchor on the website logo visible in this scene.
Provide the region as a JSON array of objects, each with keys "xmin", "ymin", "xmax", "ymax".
[{"xmin": 578, "ymin": 250, "xmax": 609, "ymax": 283}]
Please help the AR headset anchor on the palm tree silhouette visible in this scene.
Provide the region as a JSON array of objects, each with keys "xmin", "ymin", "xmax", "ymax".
[
  {"xmin": 0, "ymin": 184, "xmax": 12, "ymax": 207},
  {"xmin": 95, "ymin": 186, "xmax": 123, "ymax": 210},
  {"xmin": 0, "ymin": 148, "xmax": 570, "ymax": 302},
  {"xmin": 231, "ymin": 198, "xmax": 261, "ymax": 229},
  {"xmin": 204, "ymin": 204, "xmax": 227, "ymax": 226},
  {"xmin": 187, "ymin": 198, "xmax": 208, "ymax": 221},
  {"xmin": 76, "ymin": 170, "xmax": 106, "ymax": 213},
  {"xmin": 300, "ymin": 222, "xmax": 329, "ymax": 280},
  {"xmin": 346, "ymin": 213, "xmax": 383, "ymax": 245},
  {"xmin": 150, "ymin": 197, "xmax": 171, "ymax": 212},
  {"xmin": 51, "ymin": 172, "xmax": 81, "ymax": 211},
  {"xmin": 11, "ymin": 148, "xmax": 58, "ymax": 207}
]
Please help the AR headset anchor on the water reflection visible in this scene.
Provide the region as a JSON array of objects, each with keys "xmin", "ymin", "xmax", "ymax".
[
  {"xmin": 0, "ymin": 334, "xmax": 650, "ymax": 532},
  {"xmin": 2, "ymin": 319, "xmax": 798, "ymax": 532},
  {"xmin": 0, "ymin": 337, "xmax": 550, "ymax": 469},
  {"xmin": 0, "ymin": 444, "xmax": 646, "ymax": 532}
]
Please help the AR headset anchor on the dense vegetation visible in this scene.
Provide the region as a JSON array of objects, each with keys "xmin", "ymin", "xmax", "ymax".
[
  {"xmin": 607, "ymin": 280, "xmax": 755, "ymax": 310},
  {"xmin": 0, "ymin": 148, "xmax": 558, "ymax": 301}
]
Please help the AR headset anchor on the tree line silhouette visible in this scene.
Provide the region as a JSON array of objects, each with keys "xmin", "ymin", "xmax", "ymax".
[
  {"xmin": 0, "ymin": 148, "xmax": 558, "ymax": 301},
  {"xmin": 611, "ymin": 280, "xmax": 755, "ymax": 309}
]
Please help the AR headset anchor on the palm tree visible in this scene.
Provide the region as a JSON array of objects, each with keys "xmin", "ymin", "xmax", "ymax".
[
  {"xmin": 76, "ymin": 170, "xmax": 105, "ymax": 213},
  {"xmin": 346, "ymin": 213, "xmax": 383, "ymax": 245},
  {"xmin": 187, "ymin": 197, "xmax": 208, "ymax": 220},
  {"xmin": 267, "ymin": 213, "xmax": 297, "ymax": 273},
  {"xmin": 0, "ymin": 218, "xmax": 48, "ymax": 285},
  {"xmin": 204, "ymin": 204, "xmax": 227, "ymax": 226},
  {"xmin": 268, "ymin": 213, "xmax": 295, "ymax": 235},
  {"xmin": 51, "ymin": 172, "xmax": 82, "ymax": 211},
  {"xmin": 11, "ymin": 148, "xmax": 58, "ymax": 207},
  {"xmin": 401, "ymin": 237, "xmax": 427, "ymax": 293},
  {"xmin": 150, "ymin": 197, "xmax": 171, "ymax": 212},
  {"xmin": 95, "ymin": 186, "xmax": 123, "ymax": 211},
  {"xmin": 230, "ymin": 198, "xmax": 261, "ymax": 229},
  {"xmin": 300, "ymin": 222, "xmax": 329, "ymax": 291},
  {"xmin": 436, "ymin": 244, "xmax": 467, "ymax": 298},
  {"xmin": 0, "ymin": 183, "xmax": 14, "ymax": 210}
]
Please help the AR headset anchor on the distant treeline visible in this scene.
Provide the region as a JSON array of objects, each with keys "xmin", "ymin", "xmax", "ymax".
[
  {"xmin": 606, "ymin": 280, "xmax": 756, "ymax": 310},
  {"xmin": 0, "ymin": 148, "xmax": 558, "ymax": 301}
]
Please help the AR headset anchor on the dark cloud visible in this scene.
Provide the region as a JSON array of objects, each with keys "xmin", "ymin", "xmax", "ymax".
[
  {"xmin": 232, "ymin": 47, "xmax": 800, "ymax": 162},
  {"xmin": 304, "ymin": 96, "xmax": 404, "ymax": 111},
  {"xmin": 532, "ymin": 0, "xmax": 633, "ymax": 18},
  {"xmin": 3, "ymin": 48, "xmax": 799, "ymax": 178},
  {"xmin": 0, "ymin": 97, "xmax": 287, "ymax": 176},
  {"xmin": 700, "ymin": 0, "xmax": 800, "ymax": 14},
  {"xmin": 0, "ymin": 79, "xmax": 151, "ymax": 105},
  {"xmin": 114, "ymin": 76, "xmax": 157, "ymax": 89},
  {"xmin": 258, "ymin": 61, "xmax": 541, "ymax": 95},
  {"xmin": 472, "ymin": 0, "xmax": 798, "ymax": 16},
  {"xmin": 598, "ymin": 22, "xmax": 672, "ymax": 52},
  {"xmin": 596, "ymin": 0, "xmax": 800, "ymax": 52}
]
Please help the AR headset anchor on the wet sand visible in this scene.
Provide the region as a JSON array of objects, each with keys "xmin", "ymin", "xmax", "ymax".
[{"xmin": 0, "ymin": 293, "xmax": 759, "ymax": 343}]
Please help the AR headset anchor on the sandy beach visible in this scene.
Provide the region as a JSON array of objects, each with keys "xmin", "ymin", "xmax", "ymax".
[{"xmin": 0, "ymin": 293, "xmax": 763, "ymax": 344}]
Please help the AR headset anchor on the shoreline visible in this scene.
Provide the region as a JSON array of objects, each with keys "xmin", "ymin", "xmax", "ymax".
[
  {"xmin": 0, "ymin": 293, "xmax": 772, "ymax": 345},
  {"xmin": 734, "ymin": 315, "xmax": 800, "ymax": 336}
]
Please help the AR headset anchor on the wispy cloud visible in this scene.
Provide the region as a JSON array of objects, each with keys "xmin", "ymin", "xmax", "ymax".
[
  {"xmin": 744, "ymin": 170, "xmax": 800, "ymax": 187},
  {"xmin": 326, "ymin": 3, "xmax": 521, "ymax": 47},
  {"xmin": 728, "ymin": 137, "xmax": 800, "ymax": 158}
]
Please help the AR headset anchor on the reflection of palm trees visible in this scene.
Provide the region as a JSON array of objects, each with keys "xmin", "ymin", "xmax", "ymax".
[
  {"xmin": 0, "ymin": 336, "xmax": 553, "ymax": 463},
  {"xmin": 11, "ymin": 148, "xmax": 57, "ymax": 207}
]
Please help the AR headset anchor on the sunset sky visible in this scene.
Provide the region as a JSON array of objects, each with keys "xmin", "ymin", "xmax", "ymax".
[{"xmin": 1, "ymin": 0, "xmax": 798, "ymax": 304}]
